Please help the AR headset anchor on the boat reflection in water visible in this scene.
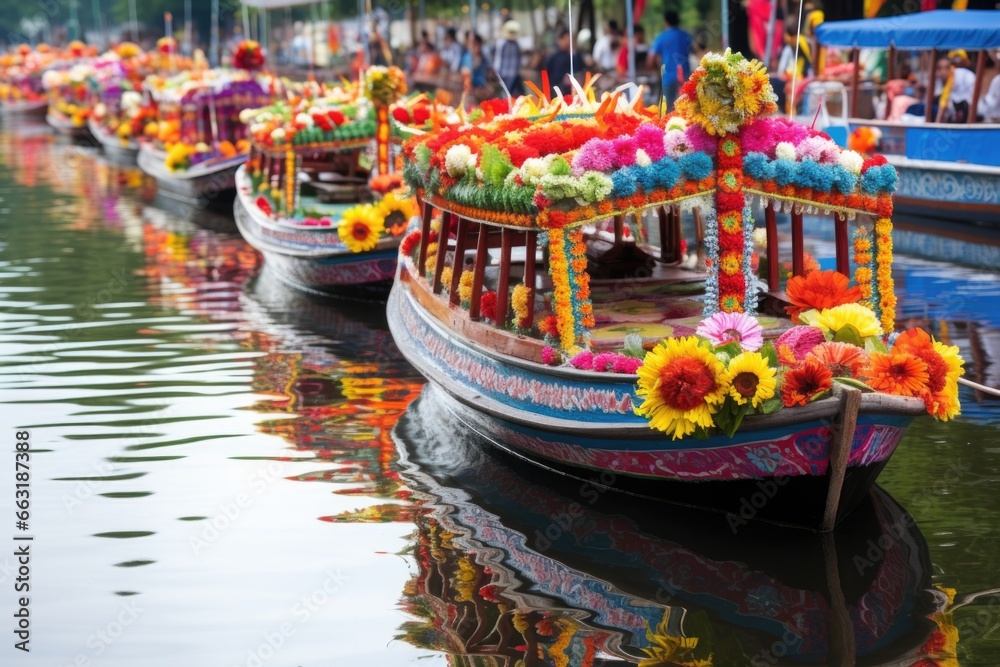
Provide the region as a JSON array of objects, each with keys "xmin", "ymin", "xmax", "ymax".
[{"xmin": 393, "ymin": 385, "xmax": 956, "ymax": 666}]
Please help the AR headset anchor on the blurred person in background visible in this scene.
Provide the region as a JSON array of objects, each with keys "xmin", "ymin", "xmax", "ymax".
[
  {"xmin": 543, "ymin": 29, "xmax": 585, "ymax": 96},
  {"xmin": 617, "ymin": 24, "xmax": 647, "ymax": 78},
  {"xmin": 592, "ymin": 20, "xmax": 620, "ymax": 73},
  {"xmin": 494, "ymin": 20, "xmax": 523, "ymax": 95},
  {"xmin": 647, "ymin": 10, "xmax": 691, "ymax": 109},
  {"xmin": 461, "ymin": 33, "xmax": 493, "ymax": 102},
  {"xmin": 440, "ymin": 27, "xmax": 464, "ymax": 73}
]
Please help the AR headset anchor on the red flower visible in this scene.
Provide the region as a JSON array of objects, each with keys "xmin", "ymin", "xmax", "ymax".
[
  {"xmin": 538, "ymin": 315, "xmax": 560, "ymax": 337},
  {"xmin": 327, "ymin": 109, "xmax": 345, "ymax": 126},
  {"xmin": 861, "ymin": 155, "xmax": 888, "ymax": 172},
  {"xmin": 312, "ymin": 113, "xmax": 333, "ymax": 131},
  {"xmin": 412, "ymin": 106, "xmax": 430, "ymax": 124},
  {"xmin": 785, "ymin": 270, "xmax": 862, "ymax": 321},
  {"xmin": 480, "ymin": 291, "xmax": 498, "ymax": 321},
  {"xmin": 391, "ymin": 106, "xmax": 411, "ymax": 123},
  {"xmin": 400, "ymin": 230, "xmax": 421, "ymax": 256},
  {"xmin": 255, "ymin": 196, "xmax": 272, "ymax": 216},
  {"xmin": 781, "ymin": 357, "xmax": 833, "ymax": 407}
]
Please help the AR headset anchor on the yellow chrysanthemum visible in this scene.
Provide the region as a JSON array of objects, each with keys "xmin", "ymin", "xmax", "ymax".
[
  {"xmin": 635, "ymin": 336, "xmax": 729, "ymax": 439},
  {"xmin": 725, "ymin": 352, "xmax": 777, "ymax": 408},
  {"xmin": 800, "ymin": 303, "xmax": 884, "ymax": 338},
  {"xmin": 933, "ymin": 340, "xmax": 965, "ymax": 382},
  {"xmin": 458, "ymin": 270, "xmax": 475, "ymax": 303},
  {"xmin": 337, "ymin": 204, "xmax": 384, "ymax": 253}
]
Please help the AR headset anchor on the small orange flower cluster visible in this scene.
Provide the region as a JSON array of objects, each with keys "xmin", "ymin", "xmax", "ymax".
[
  {"xmin": 568, "ymin": 229, "xmax": 595, "ymax": 329},
  {"xmin": 547, "ymin": 228, "xmax": 577, "ymax": 350},
  {"xmin": 873, "ymin": 216, "xmax": 896, "ymax": 333},
  {"xmin": 853, "ymin": 227, "xmax": 873, "ymax": 305}
]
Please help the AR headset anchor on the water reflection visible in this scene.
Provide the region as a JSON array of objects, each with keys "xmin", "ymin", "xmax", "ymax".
[{"xmin": 394, "ymin": 385, "xmax": 957, "ymax": 665}]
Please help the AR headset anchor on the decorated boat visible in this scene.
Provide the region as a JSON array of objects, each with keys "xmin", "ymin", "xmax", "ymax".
[
  {"xmin": 233, "ymin": 66, "xmax": 418, "ymax": 296},
  {"xmin": 86, "ymin": 40, "xmax": 183, "ymax": 162},
  {"xmin": 0, "ymin": 45, "xmax": 54, "ymax": 118},
  {"xmin": 387, "ymin": 51, "xmax": 967, "ymax": 531},
  {"xmin": 137, "ymin": 41, "xmax": 271, "ymax": 205},
  {"xmin": 815, "ymin": 10, "xmax": 1000, "ymax": 226},
  {"xmin": 393, "ymin": 385, "xmax": 954, "ymax": 665},
  {"xmin": 41, "ymin": 41, "xmax": 98, "ymax": 136}
]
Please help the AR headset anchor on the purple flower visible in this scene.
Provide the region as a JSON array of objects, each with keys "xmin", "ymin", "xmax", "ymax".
[
  {"xmin": 776, "ymin": 326, "xmax": 826, "ymax": 362},
  {"xmin": 572, "ymin": 138, "xmax": 615, "ymax": 174},
  {"xmin": 696, "ymin": 312, "xmax": 764, "ymax": 351},
  {"xmin": 685, "ymin": 124, "xmax": 718, "ymax": 154}
]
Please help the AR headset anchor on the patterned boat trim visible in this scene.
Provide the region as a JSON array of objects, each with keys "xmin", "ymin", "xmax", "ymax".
[
  {"xmin": 392, "ymin": 283, "xmax": 914, "ymax": 481},
  {"xmin": 896, "ymin": 166, "xmax": 1000, "ymax": 208},
  {"xmin": 261, "ymin": 250, "xmax": 397, "ymax": 289}
]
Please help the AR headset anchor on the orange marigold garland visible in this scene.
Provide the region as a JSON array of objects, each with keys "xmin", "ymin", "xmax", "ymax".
[
  {"xmin": 567, "ymin": 228, "xmax": 595, "ymax": 330},
  {"xmin": 873, "ymin": 216, "xmax": 896, "ymax": 332},
  {"xmin": 853, "ymin": 226, "xmax": 873, "ymax": 305},
  {"xmin": 547, "ymin": 228, "xmax": 578, "ymax": 350}
]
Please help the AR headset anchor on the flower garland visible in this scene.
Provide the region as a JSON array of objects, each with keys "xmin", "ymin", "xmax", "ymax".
[
  {"xmin": 375, "ymin": 104, "xmax": 390, "ymax": 176},
  {"xmin": 702, "ymin": 205, "xmax": 720, "ymax": 317},
  {"xmin": 567, "ymin": 228, "xmax": 595, "ymax": 330},
  {"xmin": 741, "ymin": 200, "xmax": 759, "ymax": 313},
  {"xmin": 853, "ymin": 226, "xmax": 873, "ymax": 306},
  {"xmin": 714, "ymin": 134, "xmax": 746, "ymax": 313},
  {"xmin": 511, "ymin": 284, "xmax": 532, "ymax": 328},
  {"xmin": 547, "ymin": 227, "xmax": 577, "ymax": 350},
  {"xmin": 873, "ymin": 216, "xmax": 896, "ymax": 332},
  {"xmin": 284, "ymin": 149, "xmax": 297, "ymax": 215}
]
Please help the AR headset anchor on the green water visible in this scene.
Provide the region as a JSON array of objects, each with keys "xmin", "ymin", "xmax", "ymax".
[{"xmin": 0, "ymin": 123, "xmax": 999, "ymax": 665}]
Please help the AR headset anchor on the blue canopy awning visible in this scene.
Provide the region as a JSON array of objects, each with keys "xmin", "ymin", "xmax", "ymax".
[{"xmin": 815, "ymin": 10, "xmax": 1000, "ymax": 50}]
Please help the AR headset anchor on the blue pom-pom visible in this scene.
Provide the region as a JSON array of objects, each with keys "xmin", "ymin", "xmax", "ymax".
[
  {"xmin": 742, "ymin": 152, "xmax": 774, "ymax": 181},
  {"xmin": 635, "ymin": 164, "xmax": 659, "ymax": 192},
  {"xmin": 651, "ymin": 158, "xmax": 681, "ymax": 189},
  {"xmin": 611, "ymin": 169, "xmax": 637, "ymax": 197},
  {"xmin": 794, "ymin": 159, "xmax": 835, "ymax": 192},
  {"xmin": 679, "ymin": 152, "xmax": 713, "ymax": 181},
  {"xmin": 831, "ymin": 166, "xmax": 858, "ymax": 194},
  {"xmin": 773, "ymin": 159, "xmax": 797, "ymax": 186},
  {"xmin": 860, "ymin": 164, "xmax": 899, "ymax": 193}
]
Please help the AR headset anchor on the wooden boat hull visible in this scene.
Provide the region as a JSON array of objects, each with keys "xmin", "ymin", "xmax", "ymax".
[
  {"xmin": 1, "ymin": 100, "xmax": 48, "ymax": 118},
  {"xmin": 45, "ymin": 111, "xmax": 91, "ymax": 138},
  {"xmin": 387, "ymin": 271, "xmax": 926, "ymax": 530},
  {"xmin": 87, "ymin": 116, "xmax": 138, "ymax": 163},
  {"xmin": 233, "ymin": 167, "xmax": 398, "ymax": 296},
  {"xmin": 137, "ymin": 144, "xmax": 241, "ymax": 207},
  {"xmin": 394, "ymin": 385, "xmax": 939, "ymax": 664}
]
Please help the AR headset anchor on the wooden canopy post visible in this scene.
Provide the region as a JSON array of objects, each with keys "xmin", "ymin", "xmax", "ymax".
[
  {"xmin": 613, "ymin": 214, "xmax": 624, "ymax": 244},
  {"xmin": 969, "ymin": 49, "xmax": 987, "ymax": 124},
  {"xmin": 417, "ymin": 199, "xmax": 433, "ymax": 274},
  {"xmin": 523, "ymin": 231, "xmax": 538, "ymax": 327},
  {"xmin": 657, "ymin": 206, "xmax": 669, "ymax": 260},
  {"xmin": 468, "ymin": 222, "xmax": 490, "ymax": 319},
  {"xmin": 431, "ymin": 211, "xmax": 451, "ymax": 294},
  {"xmin": 495, "ymin": 229, "xmax": 513, "ymax": 326},
  {"xmin": 449, "ymin": 216, "xmax": 471, "ymax": 306},
  {"xmin": 670, "ymin": 205, "xmax": 682, "ymax": 262},
  {"xmin": 791, "ymin": 210, "xmax": 805, "ymax": 277},
  {"xmin": 925, "ymin": 48, "xmax": 938, "ymax": 124},
  {"xmin": 693, "ymin": 207, "xmax": 704, "ymax": 245},
  {"xmin": 835, "ymin": 214, "xmax": 850, "ymax": 276},
  {"xmin": 849, "ymin": 48, "xmax": 860, "ymax": 119},
  {"xmin": 765, "ymin": 206, "xmax": 779, "ymax": 291}
]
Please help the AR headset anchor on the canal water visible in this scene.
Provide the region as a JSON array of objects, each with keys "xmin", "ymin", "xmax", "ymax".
[{"xmin": 1, "ymin": 122, "xmax": 999, "ymax": 666}]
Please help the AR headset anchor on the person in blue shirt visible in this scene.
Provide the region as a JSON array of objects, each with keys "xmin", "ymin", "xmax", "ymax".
[
  {"xmin": 460, "ymin": 34, "xmax": 492, "ymax": 100},
  {"xmin": 646, "ymin": 10, "xmax": 692, "ymax": 110}
]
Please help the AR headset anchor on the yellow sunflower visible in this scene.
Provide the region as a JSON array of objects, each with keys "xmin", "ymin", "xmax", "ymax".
[
  {"xmin": 635, "ymin": 336, "xmax": 729, "ymax": 440},
  {"xmin": 800, "ymin": 303, "xmax": 883, "ymax": 338},
  {"xmin": 725, "ymin": 352, "xmax": 777, "ymax": 408},
  {"xmin": 376, "ymin": 192, "xmax": 418, "ymax": 237},
  {"xmin": 338, "ymin": 204, "xmax": 384, "ymax": 253}
]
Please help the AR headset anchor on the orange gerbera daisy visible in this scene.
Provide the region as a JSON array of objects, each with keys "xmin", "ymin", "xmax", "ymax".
[
  {"xmin": 865, "ymin": 352, "xmax": 929, "ymax": 397},
  {"xmin": 785, "ymin": 270, "xmax": 863, "ymax": 321},
  {"xmin": 780, "ymin": 357, "xmax": 834, "ymax": 407},
  {"xmin": 807, "ymin": 342, "xmax": 869, "ymax": 378},
  {"xmin": 925, "ymin": 383, "xmax": 961, "ymax": 421},
  {"xmin": 892, "ymin": 328, "xmax": 949, "ymax": 394}
]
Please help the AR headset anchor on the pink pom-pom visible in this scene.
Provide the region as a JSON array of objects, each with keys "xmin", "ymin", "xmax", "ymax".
[
  {"xmin": 541, "ymin": 346, "xmax": 558, "ymax": 365},
  {"xmin": 612, "ymin": 356, "xmax": 643, "ymax": 374},
  {"xmin": 569, "ymin": 350, "xmax": 594, "ymax": 370},
  {"xmin": 634, "ymin": 123, "xmax": 667, "ymax": 162},
  {"xmin": 612, "ymin": 136, "xmax": 638, "ymax": 168},
  {"xmin": 685, "ymin": 124, "xmax": 718, "ymax": 155}
]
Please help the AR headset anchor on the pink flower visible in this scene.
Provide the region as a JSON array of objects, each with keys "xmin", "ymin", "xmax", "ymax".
[
  {"xmin": 696, "ymin": 312, "xmax": 764, "ymax": 351},
  {"xmin": 685, "ymin": 124, "xmax": 718, "ymax": 154},
  {"xmin": 663, "ymin": 130, "xmax": 690, "ymax": 157},
  {"xmin": 770, "ymin": 116, "xmax": 809, "ymax": 146},
  {"xmin": 541, "ymin": 346, "xmax": 558, "ymax": 365},
  {"xmin": 776, "ymin": 326, "xmax": 826, "ymax": 364},
  {"xmin": 796, "ymin": 136, "xmax": 840, "ymax": 164},
  {"xmin": 612, "ymin": 136, "xmax": 638, "ymax": 168},
  {"xmin": 634, "ymin": 123, "xmax": 667, "ymax": 161},
  {"xmin": 741, "ymin": 118, "xmax": 780, "ymax": 157},
  {"xmin": 591, "ymin": 352, "xmax": 618, "ymax": 371},
  {"xmin": 569, "ymin": 350, "xmax": 594, "ymax": 370},
  {"xmin": 572, "ymin": 138, "xmax": 615, "ymax": 174},
  {"xmin": 612, "ymin": 355, "xmax": 643, "ymax": 374}
]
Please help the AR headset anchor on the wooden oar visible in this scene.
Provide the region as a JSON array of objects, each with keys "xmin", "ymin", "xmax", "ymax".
[{"xmin": 958, "ymin": 377, "xmax": 1000, "ymax": 398}]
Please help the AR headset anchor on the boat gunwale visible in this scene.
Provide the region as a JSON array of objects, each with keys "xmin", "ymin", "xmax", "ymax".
[{"xmin": 137, "ymin": 143, "xmax": 245, "ymax": 181}]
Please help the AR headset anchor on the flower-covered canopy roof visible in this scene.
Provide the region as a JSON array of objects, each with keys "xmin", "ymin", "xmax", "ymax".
[
  {"xmin": 241, "ymin": 81, "xmax": 376, "ymax": 153},
  {"xmin": 401, "ymin": 50, "xmax": 898, "ymax": 231}
]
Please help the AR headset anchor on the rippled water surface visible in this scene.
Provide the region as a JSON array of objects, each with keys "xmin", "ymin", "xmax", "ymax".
[{"xmin": 1, "ymin": 122, "xmax": 1000, "ymax": 666}]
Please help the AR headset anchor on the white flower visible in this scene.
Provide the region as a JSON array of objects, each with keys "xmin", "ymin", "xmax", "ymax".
[
  {"xmin": 445, "ymin": 144, "xmax": 474, "ymax": 177},
  {"xmin": 250, "ymin": 122, "xmax": 265, "ymax": 134},
  {"xmin": 635, "ymin": 149, "xmax": 652, "ymax": 168},
  {"xmin": 752, "ymin": 227, "xmax": 768, "ymax": 247},
  {"xmin": 295, "ymin": 112, "xmax": 313, "ymax": 128},
  {"xmin": 665, "ymin": 116, "xmax": 687, "ymax": 132},
  {"xmin": 520, "ymin": 157, "xmax": 551, "ymax": 184},
  {"xmin": 239, "ymin": 108, "xmax": 255, "ymax": 123},
  {"xmin": 121, "ymin": 91, "xmax": 142, "ymax": 112},
  {"xmin": 271, "ymin": 127, "xmax": 286, "ymax": 143},
  {"xmin": 838, "ymin": 149, "xmax": 864, "ymax": 174},
  {"xmin": 775, "ymin": 141, "xmax": 796, "ymax": 161}
]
